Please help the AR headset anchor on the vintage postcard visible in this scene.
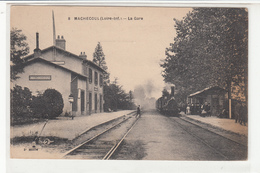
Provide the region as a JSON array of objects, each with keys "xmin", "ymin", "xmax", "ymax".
[{"xmin": 8, "ymin": 4, "xmax": 250, "ymax": 172}]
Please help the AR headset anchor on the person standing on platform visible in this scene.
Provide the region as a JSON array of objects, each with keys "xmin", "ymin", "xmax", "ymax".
[
  {"xmin": 234, "ymin": 102, "xmax": 241, "ymax": 123},
  {"xmin": 186, "ymin": 103, "xmax": 191, "ymax": 115},
  {"xmin": 136, "ymin": 105, "xmax": 141, "ymax": 118},
  {"xmin": 240, "ymin": 102, "xmax": 247, "ymax": 126}
]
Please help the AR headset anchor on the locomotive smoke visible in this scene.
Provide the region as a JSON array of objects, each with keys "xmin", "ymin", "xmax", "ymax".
[
  {"xmin": 163, "ymin": 83, "xmax": 175, "ymax": 92},
  {"xmin": 144, "ymin": 80, "xmax": 155, "ymax": 97},
  {"xmin": 133, "ymin": 79, "xmax": 158, "ymax": 110},
  {"xmin": 163, "ymin": 83, "xmax": 176, "ymax": 97}
]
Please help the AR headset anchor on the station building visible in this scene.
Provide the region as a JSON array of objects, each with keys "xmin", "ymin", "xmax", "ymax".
[
  {"xmin": 187, "ymin": 86, "xmax": 227, "ymax": 117},
  {"xmin": 12, "ymin": 33, "xmax": 106, "ymax": 116}
]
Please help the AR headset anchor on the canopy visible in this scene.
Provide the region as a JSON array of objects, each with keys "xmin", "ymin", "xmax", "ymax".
[{"xmin": 188, "ymin": 86, "xmax": 227, "ymax": 98}]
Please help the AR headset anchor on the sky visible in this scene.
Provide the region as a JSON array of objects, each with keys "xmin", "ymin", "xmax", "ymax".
[{"xmin": 11, "ymin": 6, "xmax": 191, "ymax": 98}]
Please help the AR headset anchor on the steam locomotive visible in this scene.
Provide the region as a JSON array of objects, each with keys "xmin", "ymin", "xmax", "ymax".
[{"xmin": 156, "ymin": 86, "xmax": 179, "ymax": 116}]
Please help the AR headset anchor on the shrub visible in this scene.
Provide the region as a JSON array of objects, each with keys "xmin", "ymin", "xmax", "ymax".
[
  {"xmin": 10, "ymin": 85, "xmax": 32, "ymax": 121},
  {"xmin": 11, "ymin": 86, "xmax": 64, "ymax": 123},
  {"xmin": 42, "ymin": 89, "xmax": 64, "ymax": 119},
  {"xmin": 30, "ymin": 94, "xmax": 46, "ymax": 118}
]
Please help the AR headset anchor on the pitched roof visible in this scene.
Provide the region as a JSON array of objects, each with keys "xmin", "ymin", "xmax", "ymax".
[
  {"xmin": 188, "ymin": 86, "xmax": 227, "ymax": 98},
  {"xmin": 24, "ymin": 45, "xmax": 83, "ymax": 61},
  {"xmin": 83, "ymin": 59, "xmax": 107, "ymax": 73},
  {"xmin": 24, "ymin": 46, "xmax": 107, "ymax": 73},
  {"xmin": 23, "ymin": 57, "xmax": 88, "ymax": 79}
]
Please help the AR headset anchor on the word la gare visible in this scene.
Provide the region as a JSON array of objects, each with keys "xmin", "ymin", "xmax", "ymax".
[{"xmin": 128, "ymin": 17, "xmax": 143, "ymax": 20}]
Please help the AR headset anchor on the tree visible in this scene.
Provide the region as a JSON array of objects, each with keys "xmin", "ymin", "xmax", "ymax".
[
  {"xmin": 10, "ymin": 28, "xmax": 29, "ymax": 81},
  {"xmin": 93, "ymin": 42, "xmax": 110, "ymax": 83},
  {"xmin": 103, "ymin": 79, "xmax": 134, "ymax": 111},
  {"xmin": 161, "ymin": 8, "xmax": 248, "ymax": 103},
  {"xmin": 129, "ymin": 90, "xmax": 133, "ymax": 102}
]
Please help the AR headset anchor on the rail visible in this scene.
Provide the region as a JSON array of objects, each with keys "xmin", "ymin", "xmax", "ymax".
[{"xmin": 62, "ymin": 114, "xmax": 139, "ymax": 159}]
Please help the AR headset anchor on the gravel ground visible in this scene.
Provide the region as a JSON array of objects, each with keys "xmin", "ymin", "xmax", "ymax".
[
  {"xmin": 10, "ymin": 136, "xmax": 69, "ymax": 159},
  {"xmin": 10, "ymin": 110, "xmax": 132, "ymax": 140},
  {"xmin": 183, "ymin": 114, "xmax": 248, "ymax": 136},
  {"xmin": 10, "ymin": 110, "xmax": 133, "ymax": 159},
  {"xmin": 115, "ymin": 110, "xmax": 245, "ymax": 160},
  {"xmin": 180, "ymin": 115, "xmax": 248, "ymax": 146},
  {"xmin": 10, "ymin": 110, "xmax": 247, "ymax": 160}
]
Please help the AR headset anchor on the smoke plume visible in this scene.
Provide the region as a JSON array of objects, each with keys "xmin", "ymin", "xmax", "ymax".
[{"xmin": 133, "ymin": 79, "xmax": 158, "ymax": 110}]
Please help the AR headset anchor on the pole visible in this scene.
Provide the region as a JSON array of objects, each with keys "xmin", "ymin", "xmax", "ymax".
[
  {"xmin": 71, "ymin": 102, "xmax": 74, "ymax": 120},
  {"xmin": 36, "ymin": 32, "xmax": 39, "ymax": 49},
  {"xmin": 229, "ymin": 99, "xmax": 232, "ymax": 119},
  {"xmin": 52, "ymin": 10, "xmax": 56, "ymax": 46}
]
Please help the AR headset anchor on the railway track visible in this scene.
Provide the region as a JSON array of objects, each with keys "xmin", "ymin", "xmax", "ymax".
[
  {"xmin": 169, "ymin": 117, "xmax": 247, "ymax": 160},
  {"xmin": 62, "ymin": 112, "xmax": 139, "ymax": 160}
]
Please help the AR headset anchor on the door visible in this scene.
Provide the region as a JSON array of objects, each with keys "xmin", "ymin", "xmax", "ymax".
[
  {"xmin": 89, "ymin": 93, "xmax": 92, "ymax": 115},
  {"xmin": 212, "ymin": 98, "xmax": 219, "ymax": 116},
  {"xmin": 95, "ymin": 93, "xmax": 97, "ymax": 113},
  {"xmin": 81, "ymin": 90, "xmax": 85, "ymax": 114}
]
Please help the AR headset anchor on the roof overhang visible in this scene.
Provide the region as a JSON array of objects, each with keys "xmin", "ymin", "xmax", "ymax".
[
  {"xmin": 24, "ymin": 57, "xmax": 88, "ymax": 79},
  {"xmin": 24, "ymin": 45, "xmax": 83, "ymax": 62},
  {"xmin": 83, "ymin": 59, "xmax": 107, "ymax": 74},
  {"xmin": 23, "ymin": 46, "xmax": 107, "ymax": 74},
  {"xmin": 188, "ymin": 86, "xmax": 227, "ymax": 98}
]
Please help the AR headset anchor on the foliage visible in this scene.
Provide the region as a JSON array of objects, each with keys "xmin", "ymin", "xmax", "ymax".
[
  {"xmin": 30, "ymin": 94, "xmax": 46, "ymax": 118},
  {"xmin": 161, "ymin": 8, "xmax": 248, "ymax": 102},
  {"xmin": 30, "ymin": 89, "xmax": 64, "ymax": 119},
  {"xmin": 129, "ymin": 91, "xmax": 133, "ymax": 102},
  {"xmin": 10, "ymin": 28, "xmax": 29, "ymax": 81},
  {"xmin": 10, "ymin": 85, "xmax": 32, "ymax": 119},
  {"xmin": 104, "ymin": 79, "xmax": 135, "ymax": 111},
  {"xmin": 11, "ymin": 87, "xmax": 64, "ymax": 125},
  {"xmin": 93, "ymin": 42, "xmax": 110, "ymax": 83},
  {"xmin": 42, "ymin": 89, "xmax": 64, "ymax": 119},
  {"xmin": 92, "ymin": 42, "xmax": 135, "ymax": 110}
]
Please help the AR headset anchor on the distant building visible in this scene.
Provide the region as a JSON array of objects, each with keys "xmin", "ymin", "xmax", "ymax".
[
  {"xmin": 187, "ymin": 86, "xmax": 227, "ymax": 117},
  {"xmin": 12, "ymin": 33, "xmax": 106, "ymax": 116}
]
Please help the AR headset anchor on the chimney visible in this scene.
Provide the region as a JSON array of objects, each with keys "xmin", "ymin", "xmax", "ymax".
[
  {"xmin": 55, "ymin": 35, "xmax": 66, "ymax": 50},
  {"xmin": 34, "ymin": 32, "xmax": 41, "ymax": 58},
  {"xmin": 79, "ymin": 51, "xmax": 87, "ymax": 60},
  {"xmin": 171, "ymin": 86, "xmax": 175, "ymax": 97},
  {"xmin": 36, "ymin": 32, "xmax": 39, "ymax": 49}
]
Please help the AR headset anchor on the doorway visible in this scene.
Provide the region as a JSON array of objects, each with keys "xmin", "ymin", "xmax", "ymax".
[
  {"xmin": 81, "ymin": 90, "xmax": 85, "ymax": 114},
  {"xmin": 95, "ymin": 93, "xmax": 97, "ymax": 113},
  {"xmin": 89, "ymin": 92, "xmax": 92, "ymax": 115}
]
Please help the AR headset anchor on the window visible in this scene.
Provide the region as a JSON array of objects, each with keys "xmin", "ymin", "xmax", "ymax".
[
  {"xmin": 99, "ymin": 74, "xmax": 103, "ymax": 87},
  {"xmin": 94, "ymin": 71, "xmax": 98, "ymax": 86},
  {"xmin": 89, "ymin": 68, "xmax": 92, "ymax": 83}
]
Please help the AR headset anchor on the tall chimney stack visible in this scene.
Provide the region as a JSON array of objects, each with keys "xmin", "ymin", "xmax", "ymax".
[{"xmin": 34, "ymin": 32, "xmax": 41, "ymax": 58}]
